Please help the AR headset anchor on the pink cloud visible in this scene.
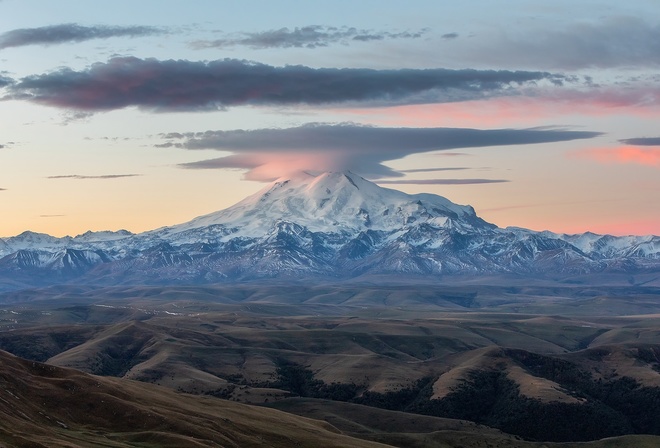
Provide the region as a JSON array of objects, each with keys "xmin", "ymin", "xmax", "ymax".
[
  {"xmin": 330, "ymin": 86, "xmax": 660, "ymax": 128},
  {"xmin": 242, "ymin": 153, "xmax": 349, "ymax": 181},
  {"xmin": 572, "ymin": 146, "xmax": 660, "ymax": 167},
  {"xmin": 180, "ymin": 151, "xmax": 352, "ymax": 181}
]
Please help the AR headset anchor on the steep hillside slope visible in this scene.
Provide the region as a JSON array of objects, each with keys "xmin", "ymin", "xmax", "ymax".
[{"xmin": 0, "ymin": 349, "xmax": 390, "ymax": 447}]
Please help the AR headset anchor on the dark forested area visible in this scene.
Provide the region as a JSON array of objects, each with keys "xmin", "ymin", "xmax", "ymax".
[{"xmin": 272, "ymin": 357, "xmax": 660, "ymax": 442}]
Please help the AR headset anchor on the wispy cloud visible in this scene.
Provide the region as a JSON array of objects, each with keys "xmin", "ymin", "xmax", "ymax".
[
  {"xmin": 377, "ymin": 178, "xmax": 508, "ymax": 185},
  {"xmin": 479, "ymin": 198, "xmax": 619, "ymax": 214},
  {"xmin": 47, "ymin": 174, "xmax": 141, "ymax": 180},
  {"xmin": 4, "ymin": 57, "xmax": 566, "ymax": 112},
  {"xmin": 191, "ymin": 25, "xmax": 426, "ymax": 49},
  {"xmin": 0, "ymin": 23, "xmax": 164, "ymax": 49},
  {"xmin": 172, "ymin": 122, "xmax": 601, "ymax": 180},
  {"xmin": 400, "ymin": 167, "xmax": 469, "ymax": 173},
  {"xmin": 39, "ymin": 214, "xmax": 65, "ymax": 218},
  {"xmin": 461, "ymin": 16, "xmax": 660, "ymax": 69},
  {"xmin": 479, "ymin": 203, "xmax": 540, "ymax": 213}
]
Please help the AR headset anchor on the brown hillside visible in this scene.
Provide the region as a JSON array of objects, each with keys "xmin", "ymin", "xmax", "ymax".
[{"xmin": 0, "ymin": 349, "xmax": 390, "ymax": 447}]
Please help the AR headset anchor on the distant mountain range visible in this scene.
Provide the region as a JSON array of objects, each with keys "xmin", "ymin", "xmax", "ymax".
[{"xmin": 1, "ymin": 171, "xmax": 658, "ymax": 290}]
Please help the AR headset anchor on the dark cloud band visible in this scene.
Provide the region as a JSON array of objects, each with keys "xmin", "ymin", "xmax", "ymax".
[
  {"xmin": 400, "ymin": 167, "xmax": 469, "ymax": 173},
  {"xmin": 169, "ymin": 123, "xmax": 601, "ymax": 153},
  {"xmin": 619, "ymin": 137, "xmax": 660, "ymax": 146},
  {"xmin": 0, "ymin": 23, "xmax": 164, "ymax": 49},
  {"xmin": 5, "ymin": 57, "xmax": 565, "ymax": 112},
  {"xmin": 377, "ymin": 179, "xmax": 508, "ymax": 185}
]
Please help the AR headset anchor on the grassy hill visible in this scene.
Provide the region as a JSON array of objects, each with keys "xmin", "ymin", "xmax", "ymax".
[{"xmin": 0, "ymin": 349, "xmax": 390, "ymax": 447}]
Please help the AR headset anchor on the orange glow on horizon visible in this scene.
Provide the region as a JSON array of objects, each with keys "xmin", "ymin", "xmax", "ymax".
[
  {"xmin": 479, "ymin": 208, "xmax": 659, "ymax": 237},
  {"xmin": 571, "ymin": 146, "xmax": 660, "ymax": 167},
  {"xmin": 546, "ymin": 220, "xmax": 660, "ymax": 237}
]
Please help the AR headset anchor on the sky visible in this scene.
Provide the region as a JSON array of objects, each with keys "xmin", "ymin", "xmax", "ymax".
[{"xmin": 1, "ymin": 0, "xmax": 659, "ymax": 238}]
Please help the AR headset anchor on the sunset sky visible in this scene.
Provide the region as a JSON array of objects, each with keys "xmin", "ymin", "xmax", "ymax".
[{"xmin": 1, "ymin": 0, "xmax": 659, "ymax": 238}]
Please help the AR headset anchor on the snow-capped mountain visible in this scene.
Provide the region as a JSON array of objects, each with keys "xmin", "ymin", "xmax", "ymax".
[
  {"xmin": 0, "ymin": 171, "xmax": 658, "ymax": 290},
  {"xmin": 149, "ymin": 171, "xmax": 493, "ymax": 242}
]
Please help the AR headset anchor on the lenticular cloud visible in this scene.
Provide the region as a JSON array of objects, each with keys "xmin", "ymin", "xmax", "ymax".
[{"xmin": 170, "ymin": 123, "xmax": 602, "ymax": 180}]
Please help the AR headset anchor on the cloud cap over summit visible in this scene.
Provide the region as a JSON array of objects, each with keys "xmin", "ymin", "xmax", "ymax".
[{"xmin": 170, "ymin": 123, "xmax": 602, "ymax": 180}]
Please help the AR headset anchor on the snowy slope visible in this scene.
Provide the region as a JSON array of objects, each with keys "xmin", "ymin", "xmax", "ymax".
[
  {"xmin": 0, "ymin": 171, "xmax": 658, "ymax": 289},
  {"xmin": 151, "ymin": 171, "xmax": 493, "ymax": 243},
  {"xmin": 508, "ymin": 228, "xmax": 660, "ymax": 260},
  {"xmin": 0, "ymin": 230, "xmax": 135, "ymax": 259}
]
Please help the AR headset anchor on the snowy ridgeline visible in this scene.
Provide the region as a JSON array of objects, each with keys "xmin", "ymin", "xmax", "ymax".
[{"xmin": 0, "ymin": 172, "xmax": 658, "ymax": 285}]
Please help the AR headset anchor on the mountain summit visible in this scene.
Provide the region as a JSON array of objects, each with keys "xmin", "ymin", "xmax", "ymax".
[
  {"xmin": 155, "ymin": 171, "xmax": 494, "ymax": 241},
  {"xmin": 0, "ymin": 171, "xmax": 658, "ymax": 289}
]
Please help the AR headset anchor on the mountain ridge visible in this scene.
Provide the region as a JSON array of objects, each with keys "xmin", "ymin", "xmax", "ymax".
[{"xmin": 0, "ymin": 171, "xmax": 658, "ymax": 290}]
